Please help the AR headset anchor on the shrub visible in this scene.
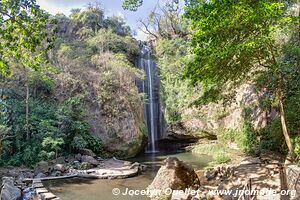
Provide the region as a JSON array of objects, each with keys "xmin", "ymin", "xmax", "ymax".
[
  {"xmin": 217, "ymin": 121, "xmax": 258, "ymax": 154},
  {"xmin": 192, "ymin": 143, "xmax": 231, "ymax": 165},
  {"xmin": 292, "ymin": 134, "xmax": 300, "ymax": 162},
  {"xmin": 42, "ymin": 137, "xmax": 64, "ymax": 159}
]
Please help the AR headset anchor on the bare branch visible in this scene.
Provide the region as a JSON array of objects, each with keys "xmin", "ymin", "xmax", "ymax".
[{"xmin": 138, "ymin": 19, "xmax": 158, "ymax": 39}]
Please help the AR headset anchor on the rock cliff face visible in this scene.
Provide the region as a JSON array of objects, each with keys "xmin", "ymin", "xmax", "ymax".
[
  {"xmin": 55, "ymin": 52, "xmax": 147, "ymax": 158},
  {"xmin": 166, "ymin": 84, "xmax": 271, "ymax": 139}
]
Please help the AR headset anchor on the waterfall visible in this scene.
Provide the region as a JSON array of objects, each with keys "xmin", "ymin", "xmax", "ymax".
[{"xmin": 137, "ymin": 42, "xmax": 160, "ymax": 153}]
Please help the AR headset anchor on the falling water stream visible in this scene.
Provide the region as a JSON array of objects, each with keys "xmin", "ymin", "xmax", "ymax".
[
  {"xmin": 138, "ymin": 43, "xmax": 159, "ymax": 152},
  {"xmin": 42, "ymin": 43, "xmax": 214, "ymax": 200}
]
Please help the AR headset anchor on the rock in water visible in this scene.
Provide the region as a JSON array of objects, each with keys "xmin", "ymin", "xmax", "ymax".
[
  {"xmin": 81, "ymin": 155, "xmax": 99, "ymax": 166},
  {"xmin": 0, "ymin": 177, "xmax": 21, "ymax": 200},
  {"xmin": 148, "ymin": 157, "xmax": 200, "ymax": 200}
]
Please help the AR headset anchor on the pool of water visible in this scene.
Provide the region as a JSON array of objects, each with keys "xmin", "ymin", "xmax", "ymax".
[{"xmin": 44, "ymin": 151, "xmax": 212, "ymax": 200}]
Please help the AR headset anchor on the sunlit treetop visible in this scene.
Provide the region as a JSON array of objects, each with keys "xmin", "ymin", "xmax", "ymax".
[
  {"xmin": 122, "ymin": 0, "xmax": 143, "ymax": 11},
  {"xmin": 184, "ymin": 0, "xmax": 295, "ymax": 103},
  {"xmin": 0, "ymin": 0, "xmax": 56, "ymax": 76}
]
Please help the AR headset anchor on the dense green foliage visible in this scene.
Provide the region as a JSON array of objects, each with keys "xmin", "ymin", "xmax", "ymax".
[
  {"xmin": 184, "ymin": 0, "xmax": 299, "ymax": 158},
  {"xmin": 1, "ymin": 0, "xmax": 299, "ymax": 167},
  {"xmin": 122, "ymin": 0, "xmax": 143, "ymax": 11},
  {"xmin": 0, "ymin": 3, "xmax": 143, "ymax": 166},
  {"xmin": 156, "ymin": 39, "xmax": 200, "ymax": 122},
  {"xmin": 142, "ymin": 0, "xmax": 300, "ymax": 162},
  {"xmin": 0, "ymin": 0, "xmax": 55, "ymax": 75},
  {"xmin": 185, "ymin": 0, "xmax": 291, "ymax": 101},
  {"xmin": 0, "ymin": 85, "xmax": 104, "ymax": 166}
]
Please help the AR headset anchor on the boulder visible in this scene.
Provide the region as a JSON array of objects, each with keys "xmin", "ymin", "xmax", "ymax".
[
  {"xmin": 75, "ymin": 154, "xmax": 82, "ymax": 162},
  {"xmin": 79, "ymin": 162, "xmax": 94, "ymax": 170},
  {"xmin": 81, "ymin": 155, "xmax": 99, "ymax": 166},
  {"xmin": 54, "ymin": 156, "xmax": 66, "ymax": 164},
  {"xmin": 53, "ymin": 164, "xmax": 66, "ymax": 173},
  {"xmin": 50, "ymin": 171, "xmax": 62, "ymax": 177},
  {"xmin": 79, "ymin": 149, "xmax": 96, "ymax": 157},
  {"xmin": 0, "ymin": 177, "xmax": 21, "ymax": 200},
  {"xmin": 35, "ymin": 173, "xmax": 46, "ymax": 179},
  {"xmin": 124, "ymin": 161, "xmax": 132, "ymax": 166},
  {"xmin": 129, "ymin": 162, "xmax": 140, "ymax": 169},
  {"xmin": 148, "ymin": 157, "xmax": 200, "ymax": 200},
  {"xmin": 66, "ymin": 155, "xmax": 76, "ymax": 164},
  {"xmin": 205, "ymin": 170, "xmax": 217, "ymax": 180},
  {"xmin": 73, "ymin": 161, "xmax": 80, "ymax": 169},
  {"xmin": 6, "ymin": 170, "xmax": 19, "ymax": 178},
  {"xmin": 34, "ymin": 161, "xmax": 51, "ymax": 175},
  {"xmin": 22, "ymin": 171, "xmax": 34, "ymax": 179}
]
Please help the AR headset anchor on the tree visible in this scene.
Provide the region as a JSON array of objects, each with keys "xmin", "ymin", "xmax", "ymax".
[
  {"xmin": 184, "ymin": 0, "xmax": 299, "ymax": 159},
  {"xmin": 138, "ymin": 2, "xmax": 188, "ymax": 40},
  {"xmin": 122, "ymin": 0, "xmax": 143, "ymax": 11},
  {"xmin": 70, "ymin": 2, "xmax": 104, "ymax": 35},
  {"xmin": 0, "ymin": 0, "xmax": 54, "ymax": 75},
  {"xmin": 0, "ymin": 0, "xmax": 55, "ymax": 140},
  {"xmin": 42, "ymin": 137, "xmax": 64, "ymax": 159}
]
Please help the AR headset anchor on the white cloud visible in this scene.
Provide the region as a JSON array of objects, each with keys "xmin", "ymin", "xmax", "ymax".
[
  {"xmin": 36, "ymin": 0, "xmax": 89, "ymax": 15},
  {"xmin": 37, "ymin": 0, "xmax": 71, "ymax": 15}
]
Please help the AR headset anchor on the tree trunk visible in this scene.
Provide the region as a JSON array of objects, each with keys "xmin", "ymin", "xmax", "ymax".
[
  {"xmin": 25, "ymin": 70, "xmax": 30, "ymax": 140},
  {"xmin": 278, "ymin": 85, "xmax": 295, "ymax": 161}
]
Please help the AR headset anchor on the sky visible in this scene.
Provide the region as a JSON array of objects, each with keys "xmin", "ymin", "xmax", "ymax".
[{"xmin": 36, "ymin": 0, "xmax": 160, "ymax": 40}]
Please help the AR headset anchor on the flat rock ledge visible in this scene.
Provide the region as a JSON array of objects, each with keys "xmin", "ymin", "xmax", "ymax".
[
  {"xmin": 1, "ymin": 157, "xmax": 144, "ymax": 200},
  {"xmin": 29, "ymin": 158, "xmax": 142, "ymax": 199},
  {"xmin": 24, "ymin": 157, "xmax": 144, "ymax": 182}
]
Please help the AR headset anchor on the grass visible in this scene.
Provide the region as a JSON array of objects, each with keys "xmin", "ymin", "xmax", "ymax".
[{"xmin": 191, "ymin": 143, "xmax": 231, "ymax": 166}]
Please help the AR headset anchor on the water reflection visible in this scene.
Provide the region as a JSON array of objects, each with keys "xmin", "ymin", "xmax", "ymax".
[{"xmin": 44, "ymin": 151, "xmax": 212, "ymax": 200}]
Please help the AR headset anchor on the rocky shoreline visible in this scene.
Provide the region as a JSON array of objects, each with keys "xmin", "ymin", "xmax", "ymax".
[
  {"xmin": 0, "ymin": 149, "xmax": 145, "ymax": 200},
  {"xmin": 0, "ymin": 148, "xmax": 296, "ymax": 200}
]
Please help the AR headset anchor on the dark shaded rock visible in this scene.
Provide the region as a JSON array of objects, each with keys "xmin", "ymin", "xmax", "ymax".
[
  {"xmin": 53, "ymin": 156, "xmax": 66, "ymax": 164},
  {"xmin": 73, "ymin": 161, "xmax": 80, "ymax": 169},
  {"xmin": 75, "ymin": 154, "xmax": 82, "ymax": 162},
  {"xmin": 22, "ymin": 171, "xmax": 34, "ymax": 179},
  {"xmin": 35, "ymin": 173, "xmax": 46, "ymax": 179},
  {"xmin": 34, "ymin": 161, "xmax": 51, "ymax": 175},
  {"xmin": 205, "ymin": 170, "xmax": 217, "ymax": 181},
  {"xmin": 50, "ymin": 171, "xmax": 62, "ymax": 177},
  {"xmin": 79, "ymin": 149, "xmax": 96, "ymax": 157},
  {"xmin": 0, "ymin": 177, "xmax": 21, "ymax": 200},
  {"xmin": 166, "ymin": 123, "xmax": 210, "ymax": 142},
  {"xmin": 66, "ymin": 155, "xmax": 76, "ymax": 164},
  {"xmin": 148, "ymin": 157, "xmax": 200, "ymax": 200},
  {"xmin": 81, "ymin": 155, "xmax": 99, "ymax": 166}
]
